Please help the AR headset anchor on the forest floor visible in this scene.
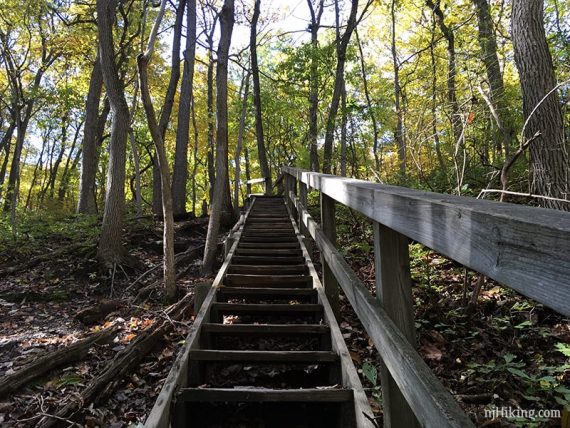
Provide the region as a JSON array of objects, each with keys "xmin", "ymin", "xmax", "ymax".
[
  {"xmin": 0, "ymin": 213, "xmax": 223, "ymax": 427},
  {"xmin": 0, "ymin": 208, "xmax": 569, "ymax": 427}
]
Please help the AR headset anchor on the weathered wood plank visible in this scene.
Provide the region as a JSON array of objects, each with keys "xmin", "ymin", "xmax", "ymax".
[
  {"xmin": 177, "ymin": 387, "xmax": 353, "ymax": 402},
  {"xmin": 237, "ymin": 242, "xmax": 300, "ymax": 249},
  {"xmin": 321, "ymin": 192, "xmax": 340, "ymax": 319},
  {"xmin": 201, "ymin": 323, "xmax": 329, "ymax": 334},
  {"xmin": 289, "ymin": 193, "xmax": 475, "ymax": 428},
  {"xmin": 211, "ymin": 303, "xmax": 322, "ymax": 313},
  {"xmin": 217, "ymin": 287, "xmax": 316, "ymax": 298},
  {"xmin": 224, "ymin": 274, "xmax": 312, "ymax": 286},
  {"xmin": 231, "ymin": 255, "xmax": 306, "ymax": 265},
  {"xmin": 228, "ymin": 264, "xmax": 308, "ymax": 274},
  {"xmin": 374, "ymin": 221, "xmax": 420, "ymax": 428},
  {"xmin": 283, "ymin": 166, "xmax": 570, "ymax": 317},
  {"xmin": 189, "ymin": 349, "xmax": 337, "ymax": 362},
  {"xmin": 234, "ymin": 248, "xmax": 303, "ymax": 256}
]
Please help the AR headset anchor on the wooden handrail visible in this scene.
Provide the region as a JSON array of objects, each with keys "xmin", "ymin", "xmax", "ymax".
[
  {"xmin": 282, "ymin": 166, "xmax": 570, "ymax": 317},
  {"xmin": 283, "ymin": 165, "xmax": 570, "ymax": 427}
]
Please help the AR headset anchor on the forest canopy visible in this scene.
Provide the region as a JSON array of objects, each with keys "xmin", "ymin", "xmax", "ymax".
[{"xmin": 0, "ymin": 0, "xmax": 569, "ymax": 263}]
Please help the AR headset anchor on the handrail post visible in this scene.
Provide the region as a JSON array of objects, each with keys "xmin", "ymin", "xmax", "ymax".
[
  {"xmin": 373, "ymin": 221, "xmax": 420, "ymax": 428},
  {"xmin": 298, "ymin": 180, "xmax": 308, "ymax": 234},
  {"xmin": 284, "ymin": 173, "xmax": 292, "ymax": 210},
  {"xmin": 321, "ymin": 192, "xmax": 340, "ymax": 319}
]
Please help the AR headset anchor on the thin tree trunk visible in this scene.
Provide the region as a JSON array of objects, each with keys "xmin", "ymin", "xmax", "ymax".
[
  {"xmin": 0, "ymin": 121, "xmax": 15, "ymax": 199},
  {"xmin": 202, "ymin": 0, "xmax": 234, "ymax": 274},
  {"xmin": 58, "ymin": 120, "xmax": 83, "ymax": 201},
  {"xmin": 206, "ymin": 27, "xmax": 216, "ymax": 204},
  {"xmin": 355, "ymin": 29, "xmax": 380, "ymax": 174},
  {"xmin": 473, "ymin": 0, "xmax": 514, "ymax": 158},
  {"xmin": 391, "ymin": 0, "xmax": 405, "ymax": 175},
  {"xmin": 250, "ymin": 0, "xmax": 272, "ymax": 192},
  {"xmin": 426, "ymin": 0, "xmax": 461, "ymax": 145},
  {"xmin": 138, "ymin": 0, "xmax": 177, "ymax": 298},
  {"xmin": 306, "ymin": 0, "xmax": 324, "ymax": 172},
  {"xmin": 512, "ymin": 0, "xmax": 569, "ymax": 209},
  {"xmin": 191, "ymin": 95, "xmax": 199, "ymax": 216},
  {"xmin": 78, "ymin": 56, "xmax": 105, "ymax": 214},
  {"xmin": 97, "ymin": 0, "xmax": 131, "ymax": 266},
  {"xmin": 429, "ymin": 18, "xmax": 446, "ymax": 172},
  {"xmin": 151, "ymin": 0, "xmax": 186, "ymax": 216},
  {"xmin": 234, "ymin": 69, "xmax": 250, "ymax": 215},
  {"xmin": 172, "ymin": 0, "xmax": 196, "ymax": 217},
  {"xmin": 322, "ymin": 0, "xmax": 360, "ymax": 174}
]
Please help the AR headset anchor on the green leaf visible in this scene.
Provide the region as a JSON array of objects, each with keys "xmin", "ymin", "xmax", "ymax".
[
  {"xmin": 507, "ymin": 367, "xmax": 531, "ymax": 380},
  {"xmin": 362, "ymin": 361, "xmax": 378, "ymax": 387},
  {"xmin": 555, "ymin": 342, "xmax": 570, "ymax": 357},
  {"xmin": 515, "ymin": 320, "xmax": 533, "ymax": 329}
]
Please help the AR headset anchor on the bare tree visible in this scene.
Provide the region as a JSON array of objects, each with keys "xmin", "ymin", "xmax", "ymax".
[
  {"xmin": 306, "ymin": 0, "xmax": 324, "ymax": 172},
  {"xmin": 250, "ymin": 0, "xmax": 272, "ymax": 192},
  {"xmin": 321, "ymin": 0, "xmax": 370, "ymax": 174},
  {"xmin": 202, "ymin": 0, "xmax": 235, "ymax": 274},
  {"xmin": 172, "ymin": 0, "xmax": 197, "ymax": 218},
  {"xmin": 137, "ymin": 0, "xmax": 177, "ymax": 298}
]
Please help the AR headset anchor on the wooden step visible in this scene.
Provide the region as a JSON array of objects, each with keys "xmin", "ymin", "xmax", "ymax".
[
  {"xmin": 231, "ymin": 255, "xmax": 306, "ymax": 265},
  {"xmin": 211, "ymin": 303, "xmax": 322, "ymax": 315},
  {"xmin": 241, "ymin": 231, "xmax": 295, "ymax": 237},
  {"xmin": 189, "ymin": 350, "xmax": 337, "ymax": 363},
  {"xmin": 202, "ymin": 323, "xmax": 329, "ymax": 335},
  {"xmin": 176, "ymin": 387, "xmax": 353, "ymax": 403},
  {"xmin": 224, "ymin": 274, "xmax": 312, "ymax": 287},
  {"xmin": 247, "ymin": 218, "xmax": 292, "ymax": 223},
  {"xmin": 235, "ymin": 248, "xmax": 303, "ymax": 256},
  {"xmin": 237, "ymin": 242, "xmax": 300, "ymax": 249},
  {"xmin": 240, "ymin": 236, "xmax": 299, "ymax": 243},
  {"xmin": 228, "ymin": 264, "xmax": 308, "ymax": 275},
  {"xmin": 217, "ymin": 287, "xmax": 317, "ymax": 303}
]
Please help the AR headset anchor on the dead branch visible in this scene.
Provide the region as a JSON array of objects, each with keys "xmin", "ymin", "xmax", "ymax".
[
  {"xmin": 36, "ymin": 293, "xmax": 193, "ymax": 428},
  {"xmin": 0, "ymin": 326, "xmax": 119, "ymax": 395}
]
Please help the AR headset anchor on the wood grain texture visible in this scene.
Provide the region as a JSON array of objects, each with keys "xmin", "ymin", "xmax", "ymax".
[
  {"xmin": 374, "ymin": 221, "xmax": 420, "ymax": 428},
  {"xmin": 283, "ymin": 166, "xmax": 570, "ymax": 316}
]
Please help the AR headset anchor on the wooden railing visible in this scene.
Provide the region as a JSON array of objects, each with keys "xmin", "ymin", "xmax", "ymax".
[{"xmin": 282, "ymin": 166, "xmax": 570, "ymax": 428}]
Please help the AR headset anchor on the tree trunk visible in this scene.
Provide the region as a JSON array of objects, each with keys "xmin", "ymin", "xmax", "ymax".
[
  {"xmin": 97, "ymin": 0, "xmax": 131, "ymax": 266},
  {"xmin": 191, "ymin": 95, "xmax": 199, "ymax": 215},
  {"xmin": 473, "ymin": 0, "xmax": 514, "ymax": 158},
  {"xmin": 78, "ymin": 56, "xmax": 105, "ymax": 214},
  {"xmin": 512, "ymin": 0, "xmax": 569, "ymax": 209},
  {"xmin": 322, "ymin": 0, "xmax": 360, "ymax": 174},
  {"xmin": 206, "ymin": 30, "xmax": 216, "ymax": 204},
  {"xmin": 391, "ymin": 0, "xmax": 405, "ymax": 175},
  {"xmin": 58, "ymin": 120, "xmax": 83, "ymax": 201},
  {"xmin": 138, "ymin": 0, "xmax": 177, "ymax": 299},
  {"xmin": 250, "ymin": 0, "xmax": 272, "ymax": 192},
  {"xmin": 234, "ymin": 69, "xmax": 250, "ymax": 216},
  {"xmin": 0, "ymin": 120, "xmax": 15, "ymax": 199},
  {"xmin": 429, "ymin": 18, "xmax": 446, "ymax": 172},
  {"xmin": 355, "ymin": 29, "xmax": 380, "ymax": 174},
  {"xmin": 202, "ymin": 0, "xmax": 234, "ymax": 274},
  {"xmin": 306, "ymin": 0, "xmax": 324, "ymax": 172},
  {"xmin": 172, "ymin": 0, "xmax": 197, "ymax": 217}
]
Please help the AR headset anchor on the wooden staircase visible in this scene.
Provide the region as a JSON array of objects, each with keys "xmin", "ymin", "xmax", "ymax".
[{"xmin": 146, "ymin": 196, "xmax": 373, "ymax": 428}]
